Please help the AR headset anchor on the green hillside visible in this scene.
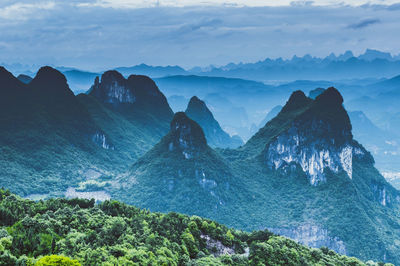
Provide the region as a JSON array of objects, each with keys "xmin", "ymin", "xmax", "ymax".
[
  {"xmin": 0, "ymin": 189, "xmax": 388, "ymax": 266},
  {"xmin": 0, "ymin": 67, "xmax": 172, "ymax": 198},
  {"xmin": 111, "ymin": 88, "xmax": 400, "ymax": 264}
]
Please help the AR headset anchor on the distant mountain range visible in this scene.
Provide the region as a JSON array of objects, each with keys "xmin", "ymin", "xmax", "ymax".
[{"xmin": 4, "ymin": 49, "xmax": 400, "ymax": 87}]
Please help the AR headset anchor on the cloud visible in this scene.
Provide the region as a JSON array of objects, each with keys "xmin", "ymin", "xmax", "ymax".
[
  {"xmin": 0, "ymin": 1, "xmax": 56, "ymax": 21},
  {"xmin": 0, "ymin": 2, "xmax": 399, "ymax": 70},
  {"xmin": 347, "ymin": 18, "xmax": 381, "ymax": 29},
  {"xmin": 177, "ymin": 18, "xmax": 223, "ymax": 34}
]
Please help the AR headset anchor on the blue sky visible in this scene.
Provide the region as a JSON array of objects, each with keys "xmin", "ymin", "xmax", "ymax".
[{"xmin": 1, "ymin": 0, "xmax": 400, "ymax": 70}]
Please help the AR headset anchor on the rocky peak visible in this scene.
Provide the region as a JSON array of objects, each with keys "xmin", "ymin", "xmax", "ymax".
[
  {"xmin": 264, "ymin": 88, "xmax": 365, "ymax": 185},
  {"xmin": 127, "ymin": 75, "xmax": 162, "ymax": 98},
  {"xmin": 185, "ymin": 96, "xmax": 243, "ymax": 148},
  {"xmin": 281, "ymin": 90, "xmax": 312, "ymax": 113},
  {"xmin": 89, "ymin": 70, "xmax": 134, "ymax": 104},
  {"xmin": 168, "ymin": 112, "xmax": 207, "ymax": 159},
  {"xmin": 33, "ymin": 66, "xmax": 67, "ymax": 84},
  {"xmin": 29, "ymin": 67, "xmax": 74, "ymax": 99},
  {"xmin": 186, "ymin": 96, "xmax": 209, "ymax": 114},
  {"xmin": 314, "ymin": 87, "xmax": 343, "ymax": 108},
  {"xmin": 185, "ymin": 96, "xmax": 216, "ymax": 124}
]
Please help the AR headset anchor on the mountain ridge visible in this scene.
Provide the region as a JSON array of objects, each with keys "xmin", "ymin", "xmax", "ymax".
[{"xmin": 185, "ymin": 96, "xmax": 243, "ymax": 148}]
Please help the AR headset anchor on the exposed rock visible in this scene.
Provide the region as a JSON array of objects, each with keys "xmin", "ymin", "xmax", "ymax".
[
  {"xmin": 168, "ymin": 112, "xmax": 207, "ymax": 159},
  {"xmin": 88, "ymin": 70, "xmax": 174, "ymax": 121},
  {"xmin": 89, "ymin": 71, "xmax": 135, "ymax": 104},
  {"xmin": 264, "ymin": 88, "xmax": 365, "ymax": 185},
  {"xmin": 92, "ymin": 132, "xmax": 113, "ymax": 150},
  {"xmin": 269, "ymin": 224, "xmax": 346, "ymax": 255},
  {"xmin": 200, "ymin": 234, "xmax": 236, "ymax": 256}
]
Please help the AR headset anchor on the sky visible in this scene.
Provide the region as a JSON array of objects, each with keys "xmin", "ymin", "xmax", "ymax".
[{"xmin": 1, "ymin": 0, "xmax": 400, "ymax": 70}]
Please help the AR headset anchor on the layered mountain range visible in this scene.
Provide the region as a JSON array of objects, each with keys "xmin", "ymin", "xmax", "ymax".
[{"xmin": 1, "ymin": 65, "xmax": 400, "ymax": 264}]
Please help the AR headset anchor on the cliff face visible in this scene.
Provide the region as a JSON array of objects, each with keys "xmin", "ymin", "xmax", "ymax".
[
  {"xmin": 269, "ymin": 224, "xmax": 347, "ymax": 255},
  {"xmin": 89, "ymin": 71, "xmax": 134, "ymax": 104},
  {"xmin": 89, "ymin": 71, "xmax": 173, "ymax": 120},
  {"xmin": 263, "ymin": 87, "xmax": 368, "ymax": 185},
  {"xmin": 168, "ymin": 112, "xmax": 207, "ymax": 159},
  {"xmin": 264, "ymin": 122, "xmax": 366, "ymax": 185}
]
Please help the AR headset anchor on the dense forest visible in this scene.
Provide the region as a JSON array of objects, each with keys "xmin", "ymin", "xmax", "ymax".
[{"xmin": 0, "ymin": 189, "xmax": 392, "ymax": 266}]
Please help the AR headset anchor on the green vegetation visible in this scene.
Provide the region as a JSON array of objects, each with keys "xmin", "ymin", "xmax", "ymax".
[
  {"xmin": 112, "ymin": 89, "xmax": 400, "ymax": 265},
  {"xmin": 0, "ymin": 189, "xmax": 388, "ymax": 266},
  {"xmin": 0, "ymin": 67, "xmax": 171, "ymax": 198}
]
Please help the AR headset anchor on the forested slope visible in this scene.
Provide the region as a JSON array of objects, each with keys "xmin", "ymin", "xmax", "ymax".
[{"xmin": 0, "ymin": 189, "xmax": 386, "ymax": 266}]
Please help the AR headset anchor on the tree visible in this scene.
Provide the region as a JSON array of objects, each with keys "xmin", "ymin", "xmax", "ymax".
[{"xmin": 35, "ymin": 255, "xmax": 81, "ymax": 266}]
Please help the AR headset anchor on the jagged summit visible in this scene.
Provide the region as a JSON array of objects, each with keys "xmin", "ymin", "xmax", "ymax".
[
  {"xmin": 168, "ymin": 112, "xmax": 207, "ymax": 158},
  {"xmin": 127, "ymin": 74, "xmax": 162, "ymax": 97},
  {"xmin": 314, "ymin": 87, "xmax": 343, "ymax": 106},
  {"xmin": 90, "ymin": 70, "xmax": 167, "ymax": 104},
  {"xmin": 121, "ymin": 111, "xmax": 241, "ymax": 216},
  {"xmin": 281, "ymin": 90, "xmax": 312, "ymax": 113},
  {"xmin": 33, "ymin": 66, "xmax": 68, "ymax": 84},
  {"xmin": 89, "ymin": 70, "xmax": 132, "ymax": 104},
  {"xmin": 186, "ymin": 96, "xmax": 209, "ymax": 115},
  {"xmin": 29, "ymin": 66, "xmax": 74, "ymax": 99},
  {"xmin": 89, "ymin": 70, "xmax": 173, "ymax": 120},
  {"xmin": 263, "ymin": 87, "xmax": 363, "ymax": 185},
  {"xmin": 185, "ymin": 96, "xmax": 243, "ymax": 148}
]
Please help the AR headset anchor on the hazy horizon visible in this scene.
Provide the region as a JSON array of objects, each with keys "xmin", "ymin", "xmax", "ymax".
[{"xmin": 1, "ymin": 0, "xmax": 400, "ymax": 71}]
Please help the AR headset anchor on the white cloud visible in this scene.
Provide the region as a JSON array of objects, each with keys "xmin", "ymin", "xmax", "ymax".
[
  {"xmin": 80, "ymin": 0, "xmax": 400, "ymax": 8},
  {"xmin": 0, "ymin": 1, "xmax": 55, "ymax": 20},
  {"xmin": 0, "ymin": 0, "xmax": 400, "ymax": 69}
]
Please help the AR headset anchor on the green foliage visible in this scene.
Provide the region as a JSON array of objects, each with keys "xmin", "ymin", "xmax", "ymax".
[
  {"xmin": 35, "ymin": 255, "xmax": 80, "ymax": 266},
  {"xmin": 0, "ymin": 190, "xmax": 383, "ymax": 265}
]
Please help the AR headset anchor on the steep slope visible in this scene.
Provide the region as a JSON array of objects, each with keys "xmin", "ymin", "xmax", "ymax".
[
  {"xmin": 185, "ymin": 96, "xmax": 243, "ymax": 148},
  {"xmin": 224, "ymin": 87, "xmax": 400, "ymax": 264},
  {"xmin": 258, "ymin": 105, "xmax": 283, "ymax": 128},
  {"xmin": 113, "ymin": 112, "xmax": 248, "ymax": 227},
  {"xmin": 0, "ymin": 189, "xmax": 378, "ymax": 266},
  {"xmin": 88, "ymin": 70, "xmax": 173, "ymax": 131},
  {"xmin": 0, "ymin": 67, "xmax": 174, "ymax": 199},
  {"xmin": 349, "ymin": 111, "xmax": 400, "ymax": 175},
  {"xmin": 0, "ymin": 67, "xmax": 107, "ymax": 196},
  {"xmin": 78, "ymin": 70, "xmax": 175, "ymax": 160}
]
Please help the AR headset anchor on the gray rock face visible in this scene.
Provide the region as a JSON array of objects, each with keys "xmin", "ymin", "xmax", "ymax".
[
  {"xmin": 169, "ymin": 112, "xmax": 207, "ymax": 159},
  {"xmin": 269, "ymin": 224, "xmax": 347, "ymax": 255},
  {"xmin": 89, "ymin": 72, "xmax": 135, "ymax": 104},
  {"xmin": 265, "ymin": 123, "xmax": 365, "ymax": 185},
  {"xmin": 200, "ymin": 234, "xmax": 236, "ymax": 256},
  {"xmin": 88, "ymin": 71, "xmax": 173, "ymax": 120},
  {"xmin": 264, "ymin": 87, "xmax": 367, "ymax": 186},
  {"xmin": 92, "ymin": 132, "xmax": 113, "ymax": 150}
]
